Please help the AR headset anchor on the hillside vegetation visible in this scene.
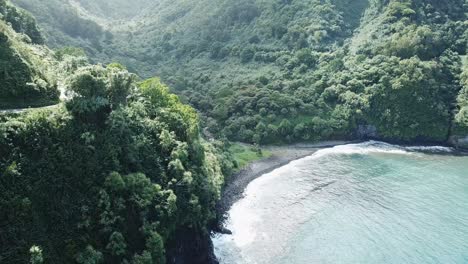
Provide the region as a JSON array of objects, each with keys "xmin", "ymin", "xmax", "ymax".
[
  {"xmin": 0, "ymin": 2, "xmax": 234, "ymax": 263},
  {"xmin": 1, "ymin": 0, "xmax": 468, "ymax": 263},
  {"xmin": 11, "ymin": 0, "xmax": 106, "ymax": 52},
  {"xmin": 0, "ymin": 0, "xmax": 58, "ymax": 109},
  {"xmin": 14, "ymin": 0, "xmax": 468, "ymax": 145},
  {"xmin": 75, "ymin": 0, "xmax": 154, "ymax": 19},
  {"xmin": 454, "ymin": 57, "xmax": 468, "ymax": 134}
]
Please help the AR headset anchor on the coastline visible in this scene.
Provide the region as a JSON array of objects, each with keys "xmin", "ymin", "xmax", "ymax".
[
  {"xmin": 182, "ymin": 139, "xmax": 467, "ymax": 264},
  {"xmin": 204, "ymin": 140, "xmax": 356, "ymax": 264},
  {"xmin": 208, "ymin": 140, "xmax": 468, "ymax": 264},
  {"xmin": 214, "ymin": 140, "xmax": 357, "ymax": 230},
  {"xmin": 209, "ymin": 139, "xmax": 468, "ymax": 262}
]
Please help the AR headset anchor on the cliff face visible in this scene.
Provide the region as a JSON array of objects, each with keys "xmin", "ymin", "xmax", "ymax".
[{"xmin": 166, "ymin": 228, "xmax": 219, "ymax": 264}]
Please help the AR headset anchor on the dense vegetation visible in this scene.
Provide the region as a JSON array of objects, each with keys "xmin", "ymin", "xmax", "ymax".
[
  {"xmin": 0, "ymin": 0, "xmax": 42, "ymax": 44},
  {"xmin": 0, "ymin": 0, "xmax": 58, "ymax": 109},
  {"xmin": 0, "ymin": 2, "xmax": 234, "ymax": 263},
  {"xmin": 75, "ymin": 0, "xmax": 154, "ymax": 19},
  {"xmin": 454, "ymin": 58, "xmax": 468, "ymax": 134},
  {"xmin": 317, "ymin": 0, "xmax": 466, "ymax": 142},
  {"xmin": 0, "ymin": 74, "xmax": 228, "ymax": 263},
  {"xmin": 11, "ymin": 0, "xmax": 106, "ymax": 52},
  {"xmin": 15, "ymin": 0, "xmax": 467, "ymax": 144},
  {"xmin": 1, "ymin": 0, "xmax": 468, "ymax": 262}
]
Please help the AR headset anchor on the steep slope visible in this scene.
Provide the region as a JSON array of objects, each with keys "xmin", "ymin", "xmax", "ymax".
[
  {"xmin": 0, "ymin": 0, "xmax": 58, "ymax": 109},
  {"xmin": 10, "ymin": 0, "xmax": 370, "ymax": 142},
  {"xmin": 310, "ymin": 0, "xmax": 467, "ymax": 142},
  {"xmin": 0, "ymin": 2, "xmax": 233, "ymax": 263},
  {"xmin": 11, "ymin": 0, "xmax": 106, "ymax": 52},
  {"xmin": 14, "ymin": 0, "xmax": 468, "ymax": 145},
  {"xmin": 98, "ymin": 0, "xmax": 371, "ymax": 143},
  {"xmin": 451, "ymin": 56, "xmax": 468, "ymax": 147},
  {"xmin": 74, "ymin": 0, "xmax": 154, "ymax": 19},
  {"xmin": 0, "ymin": 75, "xmax": 227, "ymax": 264}
]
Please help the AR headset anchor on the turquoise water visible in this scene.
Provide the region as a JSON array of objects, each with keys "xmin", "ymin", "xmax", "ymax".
[{"xmin": 213, "ymin": 142, "xmax": 468, "ymax": 264}]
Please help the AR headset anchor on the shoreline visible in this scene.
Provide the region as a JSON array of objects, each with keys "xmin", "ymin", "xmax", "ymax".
[
  {"xmin": 206, "ymin": 140, "xmax": 357, "ymax": 264},
  {"xmin": 214, "ymin": 139, "xmax": 468, "ymax": 226},
  {"xmin": 206, "ymin": 139, "xmax": 467, "ymax": 264},
  {"xmin": 214, "ymin": 140, "xmax": 357, "ymax": 230}
]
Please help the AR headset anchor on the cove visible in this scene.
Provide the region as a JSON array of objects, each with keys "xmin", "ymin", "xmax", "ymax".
[{"xmin": 213, "ymin": 141, "xmax": 468, "ymax": 264}]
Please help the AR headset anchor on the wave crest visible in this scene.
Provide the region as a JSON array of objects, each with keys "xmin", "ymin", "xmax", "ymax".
[{"xmin": 307, "ymin": 141, "xmax": 453, "ymax": 160}]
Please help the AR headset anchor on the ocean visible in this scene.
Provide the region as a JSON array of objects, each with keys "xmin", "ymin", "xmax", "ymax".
[{"xmin": 213, "ymin": 141, "xmax": 468, "ymax": 264}]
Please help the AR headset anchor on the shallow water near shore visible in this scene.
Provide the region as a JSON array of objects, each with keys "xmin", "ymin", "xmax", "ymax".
[{"xmin": 212, "ymin": 141, "xmax": 468, "ymax": 264}]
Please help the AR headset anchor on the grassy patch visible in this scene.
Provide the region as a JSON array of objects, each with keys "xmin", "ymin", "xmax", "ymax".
[{"xmin": 229, "ymin": 143, "xmax": 272, "ymax": 172}]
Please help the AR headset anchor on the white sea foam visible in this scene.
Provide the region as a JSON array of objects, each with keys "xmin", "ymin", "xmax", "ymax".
[
  {"xmin": 306, "ymin": 141, "xmax": 411, "ymax": 158},
  {"xmin": 216, "ymin": 142, "xmax": 407, "ymax": 250},
  {"xmin": 306, "ymin": 141, "xmax": 453, "ymax": 158},
  {"xmin": 405, "ymin": 145, "xmax": 454, "ymax": 153},
  {"xmin": 213, "ymin": 141, "xmax": 457, "ymax": 264}
]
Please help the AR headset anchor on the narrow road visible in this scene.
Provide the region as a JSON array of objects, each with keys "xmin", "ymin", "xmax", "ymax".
[
  {"xmin": 0, "ymin": 104, "xmax": 59, "ymax": 115},
  {"xmin": 0, "ymin": 83, "xmax": 68, "ymax": 115}
]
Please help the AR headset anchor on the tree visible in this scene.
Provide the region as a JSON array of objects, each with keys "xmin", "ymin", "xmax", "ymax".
[
  {"xmin": 278, "ymin": 119, "xmax": 292, "ymax": 136},
  {"xmin": 76, "ymin": 246, "xmax": 103, "ymax": 264},
  {"xmin": 29, "ymin": 246, "xmax": 43, "ymax": 264},
  {"xmin": 146, "ymin": 232, "xmax": 165, "ymax": 264},
  {"xmin": 132, "ymin": 251, "xmax": 152, "ymax": 264},
  {"xmin": 106, "ymin": 64, "xmax": 136, "ymax": 107},
  {"xmin": 106, "ymin": 232, "xmax": 127, "ymax": 256},
  {"xmin": 240, "ymin": 47, "xmax": 255, "ymax": 63},
  {"xmin": 66, "ymin": 66, "xmax": 109, "ymax": 116}
]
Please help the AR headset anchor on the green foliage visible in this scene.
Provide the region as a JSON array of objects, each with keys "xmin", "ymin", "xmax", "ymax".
[
  {"xmin": 140, "ymin": 78, "xmax": 199, "ymax": 139},
  {"xmin": 132, "ymin": 251, "xmax": 153, "ymax": 264},
  {"xmin": 76, "ymin": 246, "xmax": 103, "ymax": 264},
  {"xmin": 0, "ymin": 66, "xmax": 226, "ymax": 263},
  {"xmin": 146, "ymin": 232, "xmax": 165, "ymax": 264},
  {"xmin": 11, "ymin": 0, "xmax": 105, "ymax": 49},
  {"xmin": 228, "ymin": 143, "xmax": 271, "ymax": 171},
  {"xmin": 0, "ymin": 3, "xmax": 59, "ymax": 109},
  {"xmin": 454, "ymin": 62, "xmax": 468, "ymax": 133},
  {"xmin": 75, "ymin": 0, "xmax": 153, "ymax": 19},
  {"xmin": 65, "ymin": 65, "xmax": 136, "ymax": 119},
  {"xmin": 240, "ymin": 47, "xmax": 255, "ymax": 63},
  {"xmin": 54, "ymin": 46, "xmax": 86, "ymax": 60},
  {"xmin": 11, "ymin": 0, "xmax": 368, "ymax": 136},
  {"xmin": 363, "ymin": 56, "xmax": 458, "ymax": 141},
  {"xmin": 106, "ymin": 232, "xmax": 127, "ymax": 257},
  {"xmin": 29, "ymin": 246, "xmax": 43, "ymax": 264},
  {"xmin": 0, "ymin": 0, "xmax": 43, "ymax": 44},
  {"xmin": 386, "ymin": 0, "xmax": 416, "ymax": 20},
  {"xmin": 11, "ymin": 0, "xmax": 468, "ymax": 145},
  {"xmin": 2, "ymin": 1, "xmax": 468, "ymax": 263}
]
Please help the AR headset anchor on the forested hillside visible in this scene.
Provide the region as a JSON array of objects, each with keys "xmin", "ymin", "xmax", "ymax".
[
  {"xmin": 0, "ymin": 2, "xmax": 234, "ymax": 263},
  {"xmin": 454, "ymin": 57, "xmax": 468, "ymax": 131},
  {"xmin": 311, "ymin": 0, "xmax": 467, "ymax": 142},
  {"xmin": 13, "ymin": 0, "xmax": 467, "ymax": 146},
  {"xmin": 75, "ymin": 0, "xmax": 154, "ymax": 19},
  {"xmin": 11, "ymin": 0, "xmax": 106, "ymax": 52},
  {"xmin": 1, "ymin": 0, "xmax": 468, "ymax": 263},
  {"xmin": 0, "ymin": 0, "xmax": 58, "ymax": 109}
]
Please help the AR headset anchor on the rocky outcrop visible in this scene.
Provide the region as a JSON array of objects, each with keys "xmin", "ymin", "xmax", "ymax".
[
  {"xmin": 448, "ymin": 135, "xmax": 468, "ymax": 149},
  {"xmin": 166, "ymin": 228, "xmax": 219, "ymax": 264},
  {"xmin": 357, "ymin": 125, "xmax": 378, "ymax": 139}
]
